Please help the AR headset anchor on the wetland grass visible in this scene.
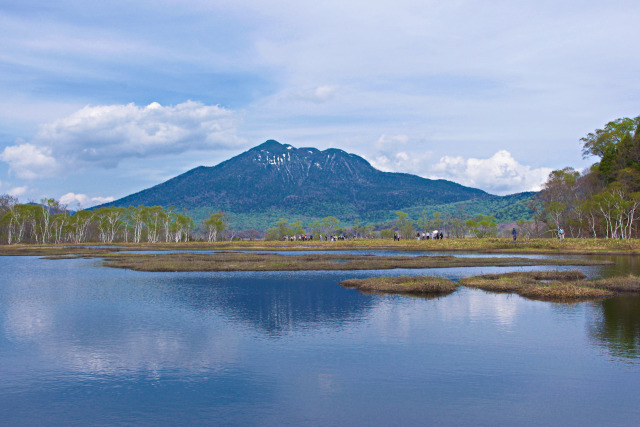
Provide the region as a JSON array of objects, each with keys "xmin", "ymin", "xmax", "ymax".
[
  {"xmin": 458, "ymin": 270, "xmax": 640, "ymax": 301},
  {"xmin": 340, "ymin": 276, "xmax": 457, "ymax": 296},
  {"xmin": 457, "ymin": 271, "xmax": 587, "ymax": 293},
  {"xmin": 591, "ymin": 275, "xmax": 640, "ymax": 293},
  {"xmin": 98, "ymin": 252, "xmax": 612, "ymax": 272},
  {"xmin": 516, "ymin": 283, "xmax": 613, "ymax": 300}
]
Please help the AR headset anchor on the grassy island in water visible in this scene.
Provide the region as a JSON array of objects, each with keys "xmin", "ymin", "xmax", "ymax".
[{"xmin": 340, "ymin": 271, "xmax": 640, "ymax": 302}]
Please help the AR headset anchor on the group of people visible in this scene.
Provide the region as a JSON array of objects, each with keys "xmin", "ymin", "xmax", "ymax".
[
  {"xmin": 286, "ymin": 227, "xmax": 566, "ymax": 242},
  {"xmin": 420, "ymin": 231, "xmax": 444, "ymax": 240},
  {"xmin": 318, "ymin": 234, "xmax": 351, "ymax": 241},
  {"xmin": 284, "ymin": 234, "xmax": 313, "ymax": 241},
  {"xmin": 284, "ymin": 234, "xmax": 362, "ymax": 242},
  {"xmin": 392, "ymin": 231, "xmax": 444, "ymax": 241}
]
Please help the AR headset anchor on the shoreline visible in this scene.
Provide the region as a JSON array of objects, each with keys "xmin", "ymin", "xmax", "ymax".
[{"xmin": 2, "ymin": 238, "xmax": 640, "ymax": 257}]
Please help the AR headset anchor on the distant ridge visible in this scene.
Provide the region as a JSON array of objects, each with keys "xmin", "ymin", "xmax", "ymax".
[{"xmin": 103, "ymin": 140, "xmax": 533, "ymax": 228}]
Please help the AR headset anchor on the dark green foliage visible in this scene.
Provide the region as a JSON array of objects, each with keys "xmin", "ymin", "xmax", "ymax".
[
  {"xmin": 580, "ymin": 116, "xmax": 640, "ymax": 188},
  {"xmin": 599, "ymin": 143, "xmax": 618, "ymax": 180},
  {"xmin": 537, "ymin": 114, "xmax": 640, "ymax": 239},
  {"xmin": 581, "ymin": 116, "xmax": 640, "ymax": 159}
]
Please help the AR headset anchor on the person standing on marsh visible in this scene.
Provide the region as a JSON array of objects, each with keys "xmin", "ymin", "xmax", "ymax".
[{"xmin": 512, "ymin": 227, "xmax": 517, "ymax": 242}]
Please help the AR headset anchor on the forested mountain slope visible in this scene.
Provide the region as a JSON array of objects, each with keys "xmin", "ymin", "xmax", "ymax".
[{"xmin": 104, "ymin": 140, "xmax": 533, "ymax": 228}]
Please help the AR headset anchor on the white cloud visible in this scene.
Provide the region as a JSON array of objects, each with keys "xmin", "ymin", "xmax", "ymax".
[
  {"xmin": 430, "ymin": 150, "xmax": 552, "ymax": 195},
  {"xmin": 370, "ymin": 151, "xmax": 430, "ymax": 173},
  {"xmin": 368, "ymin": 134, "xmax": 434, "ymax": 174},
  {"xmin": 8, "ymin": 185, "xmax": 29, "ymax": 197},
  {"xmin": 59, "ymin": 192, "xmax": 115, "ymax": 209},
  {"xmin": 0, "ymin": 101, "xmax": 244, "ymax": 179},
  {"xmin": 367, "ymin": 141, "xmax": 551, "ymax": 195},
  {"xmin": 0, "ymin": 144, "xmax": 59, "ymax": 179}
]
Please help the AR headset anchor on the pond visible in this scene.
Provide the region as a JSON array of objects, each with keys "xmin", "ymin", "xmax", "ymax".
[{"xmin": 0, "ymin": 254, "xmax": 639, "ymax": 425}]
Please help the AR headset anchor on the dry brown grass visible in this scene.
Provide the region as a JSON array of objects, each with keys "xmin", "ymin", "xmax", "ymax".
[
  {"xmin": 517, "ymin": 283, "xmax": 613, "ymax": 300},
  {"xmin": 591, "ymin": 275, "xmax": 640, "ymax": 292},
  {"xmin": 462, "ymin": 271, "xmax": 587, "ymax": 281},
  {"xmin": 457, "ymin": 270, "xmax": 632, "ymax": 301},
  {"xmin": 458, "ymin": 276, "xmax": 532, "ymax": 293},
  {"xmin": 96, "ymin": 252, "xmax": 612, "ymax": 272},
  {"xmin": 457, "ymin": 270, "xmax": 586, "ymax": 293},
  {"xmin": 340, "ymin": 276, "xmax": 457, "ymax": 295}
]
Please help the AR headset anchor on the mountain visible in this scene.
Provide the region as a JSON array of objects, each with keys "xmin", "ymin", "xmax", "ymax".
[{"xmin": 103, "ymin": 140, "xmax": 533, "ymax": 228}]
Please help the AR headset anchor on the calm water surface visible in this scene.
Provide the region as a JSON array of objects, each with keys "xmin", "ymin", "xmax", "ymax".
[{"xmin": 1, "ymin": 254, "xmax": 639, "ymax": 426}]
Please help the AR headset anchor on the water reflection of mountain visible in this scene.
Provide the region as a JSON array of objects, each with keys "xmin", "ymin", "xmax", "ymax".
[
  {"xmin": 168, "ymin": 274, "xmax": 376, "ymax": 335},
  {"xmin": 589, "ymin": 295, "xmax": 640, "ymax": 359}
]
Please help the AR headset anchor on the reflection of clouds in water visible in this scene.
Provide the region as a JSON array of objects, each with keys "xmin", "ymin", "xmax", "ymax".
[
  {"xmin": 412, "ymin": 288, "xmax": 522, "ymax": 327},
  {"xmin": 369, "ymin": 298, "xmax": 433, "ymax": 340},
  {"xmin": 368, "ymin": 289, "xmax": 523, "ymax": 338},
  {"xmin": 56, "ymin": 329, "xmax": 242, "ymax": 377},
  {"xmin": 5, "ymin": 300, "xmax": 54, "ymax": 340},
  {"xmin": 4, "ymin": 299, "xmax": 242, "ymax": 377},
  {"xmin": 467, "ymin": 291, "xmax": 519, "ymax": 328}
]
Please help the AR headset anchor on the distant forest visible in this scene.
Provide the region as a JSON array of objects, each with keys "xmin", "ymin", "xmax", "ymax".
[{"xmin": 0, "ymin": 198, "xmax": 529, "ymax": 243}]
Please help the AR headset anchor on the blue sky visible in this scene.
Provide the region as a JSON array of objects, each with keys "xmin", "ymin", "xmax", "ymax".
[{"xmin": 1, "ymin": 0, "xmax": 639, "ymax": 208}]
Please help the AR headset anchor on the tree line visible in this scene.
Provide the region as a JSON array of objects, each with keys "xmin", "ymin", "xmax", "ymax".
[
  {"xmin": 0, "ymin": 198, "xmax": 231, "ymax": 244},
  {"xmin": 532, "ymin": 115, "xmax": 640, "ymax": 239},
  {"xmin": 264, "ymin": 211, "xmax": 500, "ymax": 240}
]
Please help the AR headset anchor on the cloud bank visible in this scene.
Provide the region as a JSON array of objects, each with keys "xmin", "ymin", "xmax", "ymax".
[
  {"xmin": 1, "ymin": 101, "xmax": 244, "ymax": 179},
  {"xmin": 365, "ymin": 134, "xmax": 550, "ymax": 194},
  {"xmin": 430, "ymin": 150, "xmax": 552, "ymax": 195}
]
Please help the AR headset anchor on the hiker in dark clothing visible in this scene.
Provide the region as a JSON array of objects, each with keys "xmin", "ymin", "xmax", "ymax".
[{"xmin": 512, "ymin": 228, "xmax": 517, "ymax": 242}]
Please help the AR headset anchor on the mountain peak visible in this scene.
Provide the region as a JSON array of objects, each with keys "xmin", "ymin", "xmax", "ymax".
[
  {"xmin": 253, "ymin": 140, "xmax": 292, "ymax": 153},
  {"xmin": 103, "ymin": 140, "xmax": 500, "ymax": 229}
]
